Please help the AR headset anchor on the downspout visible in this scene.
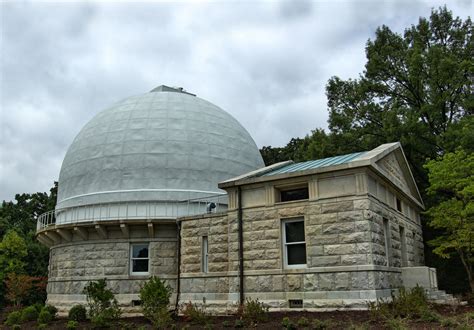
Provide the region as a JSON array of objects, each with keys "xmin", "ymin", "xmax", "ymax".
[
  {"xmin": 238, "ymin": 187, "xmax": 244, "ymax": 305},
  {"xmin": 175, "ymin": 220, "xmax": 181, "ymax": 313}
]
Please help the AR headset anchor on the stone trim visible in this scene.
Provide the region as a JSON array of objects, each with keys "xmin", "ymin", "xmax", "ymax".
[{"xmin": 50, "ymin": 237, "xmax": 177, "ymax": 249}]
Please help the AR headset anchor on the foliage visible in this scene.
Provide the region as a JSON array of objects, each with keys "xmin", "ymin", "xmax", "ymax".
[
  {"xmin": 0, "ymin": 231, "xmax": 27, "ymax": 275},
  {"xmin": 83, "ymin": 278, "xmax": 121, "ymax": 327},
  {"xmin": 312, "ymin": 318, "xmax": 332, "ymax": 330},
  {"xmin": 297, "ymin": 316, "xmax": 309, "ymax": 327},
  {"xmin": 281, "ymin": 316, "xmax": 296, "ymax": 329},
  {"xmin": 368, "ymin": 286, "xmax": 436, "ymax": 322},
  {"xmin": 20, "ymin": 305, "xmax": 39, "ymax": 322},
  {"xmin": 37, "ymin": 309, "xmax": 53, "ymax": 324},
  {"xmin": 12, "ymin": 324, "xmax": 21, "ymax": 330},
  {"xmin": 241, "ymin": 298, "xmax": 269, "ymax": 324},
  {"xmin": 42, "ymin": 304, "xmax": 58, "ymax": 318},
  {"xmin": 66, "ymin": 320, "xmax": 79, "ymax": 330},
  {"xmin": 234, "ymin": 319, "xmax": 244, "ymax": 328},
  {"xmin": 37, "ymin": 323, "xmax": 48, "ymax": 330},
  {"xmin": 425, "ymin": 149, "xmax": 474, "ymax": 292},
  {"xmin": 181, "ymin": 301, "xmax": 209, "ymax": 325},
  {"xmin": 5, "ymin": 273, "xmax": 33, "ymax": 307},
  {"xmin": 4, "ymin": 310, "xmax": 22, "ymax": 326},
  {"xmin": 138, "ymin": 276, "xmax": 172, "ymax": 327},
  {"xmin": 69, "ymin": 304, "xmax": 87, "ymax": 322}
]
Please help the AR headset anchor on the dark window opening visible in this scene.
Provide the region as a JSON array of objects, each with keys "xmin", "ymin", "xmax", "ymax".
[
  {"xmin": 132, "ymin": 300, "xmax": 142, "ymax": 306},
  {"xmin": 280, "ymin": 187, "xmax": 309, "ymax": 202},
  {"xmin": 396, "ymin": 198, "xmax": 402, "ymax": 212}
]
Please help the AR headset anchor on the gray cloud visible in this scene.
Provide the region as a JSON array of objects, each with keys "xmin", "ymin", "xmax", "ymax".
[{"xmin": 0, "ymin": 0, "xmax": 471, "ymax": 201}]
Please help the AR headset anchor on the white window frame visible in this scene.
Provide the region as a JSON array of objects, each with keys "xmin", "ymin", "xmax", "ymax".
[
  {"xmin": 282, "ymin": 218, "xmax": 307, "ymax": 269},
  {"xmin": 130, "ymin": 243, "xmax": 150, "ymax": 276},
  {"xmin": 202, "ymin": 236, "xmax": 208, "ymax": 273}
]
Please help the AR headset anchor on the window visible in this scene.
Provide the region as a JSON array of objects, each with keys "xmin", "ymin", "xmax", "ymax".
[
  {"xmin": 130, "ymin": 243, "xmax": 149, "ymax": 275},
  {"xmin": 382, "ymin": 218, "xmax": 391, "ymax": 266},
  {"xmin": 396, "ymin": 198, "xmax": 402, "ymax": 212},
  {"xmin": 279, "ymin": 186, "xmax": 309, "ymax": 202},
  {"xmin": 399, "ymin": 226, "xmax": 407, "ymax": 267},
  {"xmin": 282, "ymin": 218, "xmax": 307, "ymax": 268},
  {"xmin": 202, "ymin": 236, "xmax": 208, "ymax": 273}
]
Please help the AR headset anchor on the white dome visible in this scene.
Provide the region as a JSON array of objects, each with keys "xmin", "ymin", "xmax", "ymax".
[{"xmin": 57, "ymin": 86, "xmax": 264, "ymax": 210}]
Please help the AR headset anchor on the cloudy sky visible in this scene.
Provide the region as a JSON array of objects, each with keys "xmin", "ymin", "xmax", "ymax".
[{"xmin": 0, "ymin": 0, "xmax": 471, "ymax": 202}]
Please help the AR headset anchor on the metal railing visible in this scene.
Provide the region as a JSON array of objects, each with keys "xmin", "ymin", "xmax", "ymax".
[{"xmin": 36, "ymin": 194, "xmax": 226, "ymax": 231}]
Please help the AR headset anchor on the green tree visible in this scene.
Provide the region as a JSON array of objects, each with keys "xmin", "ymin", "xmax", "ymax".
[
  {"xmin": 424, "ymin": 149, "xmax": 474, "ymax": 292},
  {"xmin": 0, "ymin": 230, "xmax": 28, "ymax": 274},
  {"xmin": 326, "ymin": 6, "xmax": 473, "ymax": 190}
]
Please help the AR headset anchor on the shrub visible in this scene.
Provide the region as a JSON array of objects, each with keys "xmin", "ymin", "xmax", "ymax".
[
  {"xmin": 83, "ymin": 278, "xmax": 121, "ymax": 327},
  {"xmin": 281, "ymin": 317, "xmax": 296, "ymax": 329},
  {"xmin": 42, "ymin": 304, "xmax": 58, "ymax": 318},
  {"xmin": 38, "ymin": 309, "xmax": 53, "ymax": 324},
  {"xmin": 234, "ymin": 319, "xmax": 244, "ymax": 328},
  {"xmin": 312, "ymin": 319, "xmax": 332, "ymax": 329},
  {"xmin": 12, "ymin": 324, "xmax": 21, "ymax": 330},
  {"xmin": 38, "ymin": 323, "xmax": 48, "ymax": 329},
  {"xmin": 21, "ymin": 305, "xmax": 39, "ymax": 322},
  {"xmin": 222, "ymin": 319, "xmax": 231, "ymax": 327},
  {"xmin": 297, "ymin": 316, "xmax": 309, "ymax": 327},
  {"xmin": 33, "ymin": 303, "xmax": 44, "ymax": 313},
  {"xmin": 69, "ymin": 304, "xmax": 87, "ymax": 322},
  {"xmin": 242, "ymin": 298, "xmax": 269, "ymax": 324},
  {"xmin": 181, "ymin": 301, "xmax": 209, "ymax": 325},
  {"xmin": 139, "ymin": 276, "xmax": 172, "ymax": 328},
  {"xmin": 4, "ymin": 310, "xmax": 22, "ymax": 326},
  {"xmin": 66, "ymin": 320, "xmax": 79, "ymax": 330}
]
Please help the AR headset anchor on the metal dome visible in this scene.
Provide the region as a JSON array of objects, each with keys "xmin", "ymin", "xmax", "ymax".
[{"xmin": 56, "ymin": 86, "xmax": 264, "ymax": 211}]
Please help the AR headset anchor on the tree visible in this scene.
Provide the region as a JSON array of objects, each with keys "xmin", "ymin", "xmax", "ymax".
[
  {"xmin": 424, "ymin": 149, "xmax": 474, "ymax": 292},
  {"xmin": 0, "ymin": 230, "xmax": 28, "ymax": 275},
  {"xmin": 326, "ymin": 6, "xmax": 473, "ymax": 190}
]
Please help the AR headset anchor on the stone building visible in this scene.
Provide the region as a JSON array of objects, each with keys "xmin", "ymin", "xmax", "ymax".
[{"xmin": 36, "ymin": 86, "xmax": 442, "ymax": 313}]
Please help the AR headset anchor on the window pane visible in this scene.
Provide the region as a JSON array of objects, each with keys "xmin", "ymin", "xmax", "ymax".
[
  {"xmin": 285, "ymin": 221, "xmax": 305, "ymax": 243},
  {"xmin": 281, "ymin": 188, "xmax": 308, "ymax": 202},
  {"xmin": 132, "ymin": 259, "xmax": 148, "ymax": 272},
  {"xmin": 287, "ymin": 244, "xmax": 306, "ymax": 265},
  {"xmin": 133, "ymin": 245, "xmax": 148, "ymax": 258}
]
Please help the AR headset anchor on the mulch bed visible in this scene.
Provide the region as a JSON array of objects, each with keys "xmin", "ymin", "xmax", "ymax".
[{"xmin": 0, "ymin": 305, "xmax": 473, "ymax": 329}]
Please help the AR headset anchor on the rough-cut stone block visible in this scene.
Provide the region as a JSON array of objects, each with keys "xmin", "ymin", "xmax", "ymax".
[
  {"xmin": 341, "ymin": 254, "xmax": 367, "ymax": 265},
  {"xmin": 351, "ymin": 272, "xmax": 369, "ymax": 289},
  {"xmin": 335, "ymin": 273, "xmax": 350, "ymax": 290},
  {"xmin": 253, "ymin": 220, "xmax": 276, "ymax": 231},
  {"xmin": 304, "ymin": 274, "xmax": 318, "ymax": 291},
  {"xmin": 324, "ymin": 244, "xmax": 356, "ymax": 255},
  {"xmin": 311, "ymin": 256, "xmax": 340, "ymax": 267},
  {"xmin": 286, "ymin": 275, "xmax": 302, "ymax": 291},
  {"xmin": 322, "ymin": 201, "xmax": 353, "ymax": 214},
  {"xmin": 264, "ymin": 229, "xmax": 279, "ymax": 239},
  {"xmin": 319, "ymin": 273, "xmax": 335, "ymax": 290},
  {"xmin": 338, "ymin": 211, "xmax": 363, "ymax": 222},
  {"xmin": 323, "ymin": 222, "xmax": 354, "ymax": 234},
  {"xmin": 354, "ymin": 199, "xmax": 371, "ymax": 210},
  {"xmin": 340, "ymin": 232, "xmax": 369, "ymax": 243}
]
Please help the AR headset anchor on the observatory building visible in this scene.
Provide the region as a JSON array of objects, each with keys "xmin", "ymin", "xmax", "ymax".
[{"xmin": 37, "ymin": 86, "xmax": 447, "ymax": 313}]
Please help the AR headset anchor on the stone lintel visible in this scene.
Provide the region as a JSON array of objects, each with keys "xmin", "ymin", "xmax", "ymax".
[
  {"xmin": 56, "ymin": 228, "xmax": 72, "ymax": 242},
  {"xmin": 74, "ymin": 226, "xmax": 89, "ymax": 240}
]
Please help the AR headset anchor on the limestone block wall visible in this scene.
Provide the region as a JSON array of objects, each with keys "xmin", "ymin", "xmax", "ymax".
[{"xmin": 46, "ymin": 223, "xmax": 178, "ymax": 313}]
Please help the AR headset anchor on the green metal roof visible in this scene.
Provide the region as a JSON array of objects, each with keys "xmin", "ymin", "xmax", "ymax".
[{"xmin": 262, "ymin": 151, "xmax": 367, "ymax": 176}]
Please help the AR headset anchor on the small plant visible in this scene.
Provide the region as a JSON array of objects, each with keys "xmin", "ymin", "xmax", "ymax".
[
  {"xmin": 297, "ymin": 316, "xmax": 309, "ymax": 327},
  {"xmin": 38, "ymin": 309, "xmax": 53, "ymax": 325},
  {"xmin": 242, "ymin": 298, "xmax": 269, "ymax": 324},
  {"xmin": 139, "ymin": 276, "xmax": 173, "ymax": 328},
  {"xmin": 222, "ymin": 319, "xmax": 231, "ymax": 327},
  {"xmin": 83, "ymin": 278, "xmax": 121, "ymax": 327},
  {"xmin": 385, "ymin": 317, "xmax": 408, "ymax": 330},
  {"xmin": 21, "ymin": 305, "xmax": 39, "ymax": 322},
  {"xmin": 234, "ymin": 319, "xmax": 244, "ymax": 328},
  {"xmin": 69, "ymin": 304, "xmax": 87, "ymax": 321},
  {"xmin": 440, "ymin": 317, "xmax": 459, "ymax": 327},
  {"xmin": 312, "ymin": 318, "xmax": 331, "ymax": 330},
  {"xmin": 33, "ymin": 303, "xmax": 44, "ymax": 313},
  {"xmin": 38, "ymin": 323, "xmax": 48, "ymax": 329},
  {"xmin": 12, "ymin": 324, "xmax": 21, "ymax": 330},
  {"xmin": 66, "ymin": 320, "xmax": 79, "ymax": 329},
  {"xmin": 4, "ymin": 311, "xmax": 22, "ymax": 326},
  {"xmin": 281, "ymin": 316, "xmax": 296, "ymax": 329},
  {"xmin": 42, "ymin": 304, "xmax": 58, "ymax": 318},
  {"xmin": 181, "ymin": 301, "xmax": 209, "ymax": 325}
]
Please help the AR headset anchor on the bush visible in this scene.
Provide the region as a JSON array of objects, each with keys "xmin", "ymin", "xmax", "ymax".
[
  {"xmin": 182, "ymin": 301, "xmax": 209, "ymax": 325},
  {"xmin": 42, "ymin": 304, "xmax": 58, "ymax": 318},
  {"xmin": 66, "ymin": 320, "xmax": 79, "ymax": 330},
  {"xmin": 21, "ymin": 305, "xmax": 39, "ymax": 322},
  {"xmin": 4, "ymin": 310, "xmax": 22, "ymax": 326},
  {"xmin": 69, "ymin": 304, "xmax": 87, "ymax": 322},
  {"xmin": 83, "ymin": 278, "xmax": 121, "ymax": 327},
  {"xmin": 234, "ymin": 319, "xmax": 244, "ymax": 328},
  {"xmin": 37, "ymin": 323, "xmax": 48, "ymax": 329},
  {"xmin": 312, "ymin": 319, "xmax": 332, "ymax": 329},
  {"xmin": 281, "ymin": 317, "xmax": 296, "ymax": 329},
  {"xmin": 12, "ymin": 325, "xmax": 21, "ymax": 330},
  {"xmin": 297, "ymin": 316, "xmax": 309, "ymax": 327},
  {"xmin": 33, "ymin": 303, "xmax": 44, "ymax": 313},
  {"xmin": 242, "ymin": 298, "xmax": 269, "ymax": 324},
  {"xmin": 139, "ymin": 276, "xmax": 172, "ymax": 328},
  {"xmin": 38, "ymin": 309, "xmax": 53, "ymax": 324}
]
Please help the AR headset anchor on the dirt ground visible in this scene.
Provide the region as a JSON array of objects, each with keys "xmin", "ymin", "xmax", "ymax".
[{"xmin": 1, "ymin": 305, "xmax": 473, "ymax": 329}]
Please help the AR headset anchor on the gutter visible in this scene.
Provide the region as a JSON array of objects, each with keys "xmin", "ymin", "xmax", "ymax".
[
  {"xmin": 175, "ymin": 220, "xmax": 182, "ymax": 313},
  {"xmin": 237, "ymin": 186, "xmax": 244, "ymax": 305}
]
